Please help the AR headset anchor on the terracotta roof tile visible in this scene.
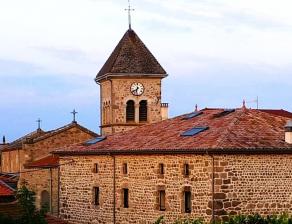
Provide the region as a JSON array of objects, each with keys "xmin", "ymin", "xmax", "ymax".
[
  {"xmin": 24, "ymin": 156, "xmax": 59, "ymax": 169},
  {"xmin": 0, "ymin": 181, "xmax": 15, "ymax": 196},
  {"xmin": 2, "ymin": 123, "xmax": 97, "ymax": 152},
  {"xmin": 54, "ymin": 108, "xmax": 292, "ymax": 155},
  {"xmin": 96, "ymin": 29, "xmax": 167, "ymax": 81},
  {"xmin": 259, "ymin": 109, "xmax": 292, "ymax": 119}
]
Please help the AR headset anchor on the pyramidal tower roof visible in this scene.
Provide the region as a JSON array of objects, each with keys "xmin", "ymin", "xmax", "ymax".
[{"xmin": 95, "ymin": 29, "xmax": 167, "ymax": 82}]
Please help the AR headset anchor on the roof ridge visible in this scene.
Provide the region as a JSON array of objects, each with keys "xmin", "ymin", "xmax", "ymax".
[{"xmin": 213, "ymin": 109, "xmax": 245, "ymax": 148}]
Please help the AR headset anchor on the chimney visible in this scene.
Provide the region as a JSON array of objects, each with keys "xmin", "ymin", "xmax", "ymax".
[
  {"xmin": 285, "ymin": 120, "xmax": 292, "ymax": 144},
  {"xmin": 2, "ymin": 136, "xmax": 5, "ymax": 144},
  {"xmin": 161, "ymin": 103, "xmax": 169, "ymax": 120}
]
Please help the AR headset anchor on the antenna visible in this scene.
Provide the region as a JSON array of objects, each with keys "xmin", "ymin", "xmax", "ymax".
[{"xmin": 125, "ymin": 0, "xmax": 135, "ymax": 30}]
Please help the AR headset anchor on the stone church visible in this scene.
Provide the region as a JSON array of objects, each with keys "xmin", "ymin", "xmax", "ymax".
[{"xmin": 47, "ymin": 27, "xmax": 292, "ymax": 224}]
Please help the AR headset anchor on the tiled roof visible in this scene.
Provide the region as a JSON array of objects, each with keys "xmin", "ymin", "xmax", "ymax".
[
  {"xmin": 2, "ymin": 122, "xmax": 98, "ymax": 152},
  {"xmin": 24, "ymin": 155, "xmax": 59, "ymax": 169},
  {"xmin": 54, "ymin": 108, "xmax": 292, "ymax": 156},
  {"xmin": 95, "ymin": 29, "xmax": 167, "ymax": 82},
  {"xmin": 31, "ymin": 122, "xmax": 98, "ymax": 144},
  {"xmin": 0, "ymin": 173, "xmax": 19, "ymax": 190},
  {"xmin": 0, "ymin": 180, "xmax": 15, "ymax": 196},
  {"xmin": 1, "ymin": 129, "xmax": 46, "ymax": 152},
  {"xmin": 259, "ymin": 109, "xmax": 292, "ymax": 119}
]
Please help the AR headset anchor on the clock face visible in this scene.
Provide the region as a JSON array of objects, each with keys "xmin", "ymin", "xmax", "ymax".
[{"xmin": 130, "ymin": 82, "xmax": 144, "ymax": 96}]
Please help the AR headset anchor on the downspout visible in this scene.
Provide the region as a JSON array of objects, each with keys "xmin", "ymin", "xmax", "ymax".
[
  {"xmin": 109, "ymin": 79, "xmax": 114, "ymax": 134},
  {"xmin": 207, "ymin": 151, "xmax": 215, "ymax": 223},
  {"xmin": 211, "ymin": 154, "xmax": 215, "ymax": 223},
  {"xmin": 57, "ymin": 165, "xmax": 60, "ymax": 216},
  {"xmin": 49, "ymin": 168, "xmax": 53, "ymax": 213},
  {"xmin": 110, "ymin": 154, "xmax": 116, "ymax": 224},
  {"xmin": 98, "ymin": 82, "xmax": 102, "ymax": 135}
]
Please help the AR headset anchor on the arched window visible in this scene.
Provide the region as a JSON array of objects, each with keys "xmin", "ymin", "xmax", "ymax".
[
  {"xmin": 126, "ymin": 100, "xmax": 135, "ymax": 122},
  {"xmin": 41, "ymin": 190, "xmax": 50, "ymax": 209},
  {"xmin": 139, "ymin": 100, "xmax": 147, "ymax": 122}
]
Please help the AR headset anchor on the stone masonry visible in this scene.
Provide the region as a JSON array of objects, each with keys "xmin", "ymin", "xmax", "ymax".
[
  {"xmin": 100, "ymin": 77, "xmax": 164, "ymax": 135},
  {"xmin": 58, "ymin": 153, "xmax": 292, "ymax": 224}
]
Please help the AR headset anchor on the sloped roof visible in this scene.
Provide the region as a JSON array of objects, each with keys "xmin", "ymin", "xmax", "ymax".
[
  {"xmin": 31, "ymin": 122, "xmax": 98, "ymax": 144},
  {"xmin": 1, "ymin": 129, "xmax": 46, "ymax": 152},
  {"xmin": 259, "ymin": 109, "xmax": 292, "ymax": 119},
  {"xmin": 24, "ymin": 155, "xmax": 59, "ymax": 169},
  {"xmin": 0, "ymin": 180, "xmax": 15, "ymax": 197},
  {"xmin": 95, "ymin": 29, "xmax": 167, "ymax": 82},
  {"xmin": 2, "ymin": 123, "xmax": 98, "ymax": 152},
  {"xmin": 54, "ymin": 108, "xmax": 292, "ymax": 156}
]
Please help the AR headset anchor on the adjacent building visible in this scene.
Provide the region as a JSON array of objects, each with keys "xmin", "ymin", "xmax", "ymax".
[{"xmin": 54, "ymin": 107, "xmax": 292, "ymax": 223}]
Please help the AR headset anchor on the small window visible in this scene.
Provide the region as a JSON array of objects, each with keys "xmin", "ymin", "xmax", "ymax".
[
  {"xmin": 159, "ymin": 163, "xmax": 164, "ymax": 175},
  {"xmin": 139, "ymin": 100, "xmax": 148, "ymax": 122},
  {"xmin": 94, "ymin": 187, "xmax": 99, "ymax": 205},
  {"xmin": 159, "ymin": 190, "xmax": 166, "ymax": 211},
  {"xmin": 93, "ymin": 163, "xmax": 98, "ymax": 173},
  {"xmin": 126, "ymin": 100, "xmax": 135, "ymax": 122},
  {"xmin": 123, "ymin": 188, "xmax": 129, "ymax": 208},
  {"xmin": 184, "ymin": 191, "xmax": 191, "ymax": 213},
  {"xmin": 123, "ymin": 163, "xmax": 128, "ymax": 175},
  {"xmin": 184, "ymin": 164, "xmax": 190, "ymax": 176}
]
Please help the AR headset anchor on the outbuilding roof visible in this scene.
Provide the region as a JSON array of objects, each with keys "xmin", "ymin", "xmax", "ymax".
[
  {"xmin": 2, "ymin": 122, "xmax": 98, "ymax": 152},
  {"xmin": 54, "ymin": 108, "xmax": 292, "ymax": 156},
  {"xmin": 95, "ymin": 29, "xmax": 167, "ymax": 82}
]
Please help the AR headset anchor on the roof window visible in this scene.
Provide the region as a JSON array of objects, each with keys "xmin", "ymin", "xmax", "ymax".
[
  {"xmin": 84, "ymin": 136, "xmax": 106, "ymax": 146},
  {"xmin": 183, "ymin": 111, "xmax": 203, "ymax": 120},
  {"xmin": 181, "ymin": 126, "xmax": 209, "ymax": 137},
  {"xmin": 213, "ymin": 109, "xmax": 235, "ymax": 118}
]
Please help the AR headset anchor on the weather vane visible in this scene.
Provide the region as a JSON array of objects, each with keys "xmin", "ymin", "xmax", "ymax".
[{"xmin": 125, "ymin": 0, "xmax": 135, "ymax": 30}]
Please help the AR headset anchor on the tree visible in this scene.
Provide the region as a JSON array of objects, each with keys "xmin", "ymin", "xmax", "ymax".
[{"xmin": 16, "ymin": 185, "xmax": 48, "ymax": 224}]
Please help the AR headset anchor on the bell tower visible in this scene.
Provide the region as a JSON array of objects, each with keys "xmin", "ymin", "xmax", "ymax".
[{"xmin": 95, "ymin": 29, "xmax": 168, "ymax": 135}]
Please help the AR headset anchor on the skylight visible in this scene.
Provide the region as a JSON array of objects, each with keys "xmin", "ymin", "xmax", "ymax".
[
  {"xmin": 84, "ymin": 136, "xmax": 106, "ymax": 145},
  {"xmin": 183, "ymin": 111, "xmax": 203, "ymax": 120},
  {"xmin": 181, "ymin": 126, "xmax": 209, "ymax": 137},
  {"xmin": 213, "ymin": 109, "xmax": 235, "ymax": 118}
]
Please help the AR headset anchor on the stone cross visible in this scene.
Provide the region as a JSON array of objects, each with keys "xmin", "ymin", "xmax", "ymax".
[
  {"xmin": 71, "ymin": 109, "xmax": 78, "ymax": 123},
  {"xmin": 36, "ymin": 118, "xmax": 42, "ymax": 130}
]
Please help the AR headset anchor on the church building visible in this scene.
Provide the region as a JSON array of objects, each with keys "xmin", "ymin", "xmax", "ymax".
[
  {"xmin": 96, "ymin": 28, "xmax": 169, "ymax": 135},
  {"xmin": 51, "ymin": 27, "xmax": 292, "ymax": 224}
]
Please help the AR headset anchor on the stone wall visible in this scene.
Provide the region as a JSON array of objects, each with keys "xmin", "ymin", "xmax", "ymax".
[
  {"xmin": 58, "ymin": 154, "xmax": 292, "ymax": 224},
  {"xmin": 100, "ymin": 77, "xmax": 164, "ymax": 135},
  {"xmin": 19, "ymin": 168, "xmax": 59, "ymax": 215},
  {"xmin": 23, "ymin": 126, "xmax": 95, "ymax": 163},
  {"xmin": 59, "ymin": 155, "xmax": 212, "ymax": 224},
  {"xmin": 1, "ymin": 149, "xmax": 25, "ymax": 173},
  {"xmin": 212, "ymin": 155, "xmax": 292, "ymax": 221}
]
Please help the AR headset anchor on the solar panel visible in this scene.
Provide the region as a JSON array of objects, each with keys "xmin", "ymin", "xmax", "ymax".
[
  {"xmin": 181, "ymin": 126, "xmax": 209, "ymax": 136},
  {"xmin": 213, "ymin": 109, "xmax": 235, "ymax": 118},
  {"xmin": 183, "ymin": 111, "xmax": 203, "ymax": 120},
  {"xmin": 84, "ymin": 136, "xmax": 106, "ymax": 145}
]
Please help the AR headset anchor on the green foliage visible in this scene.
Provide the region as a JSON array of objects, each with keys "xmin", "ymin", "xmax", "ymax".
[
  {"xmin": 155, "ymin": 216, "xmax": 164, "ymax": 224},
  {"xmin": 16, "ymin": 185, "xmax": 48, "ymax": 224},
  {"xmin": 154, "ymin": 214, "xmax": 292, "ymax": 224},
  {"xmin": 174, "ymin": 218, "xmax": 204, "ymax": 224},
  {"xmin": 0, "ymin": 185, "xmax": 48, "ymax": 224}
]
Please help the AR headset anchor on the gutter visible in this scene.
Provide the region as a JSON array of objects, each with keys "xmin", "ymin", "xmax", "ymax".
[
  {"xmin": 53, "ymin": 147, "xmax": 292, "ymax": 157},
  {"xmin": 109, "ymin": 154, "xmax": 116, "ymax": 224}
]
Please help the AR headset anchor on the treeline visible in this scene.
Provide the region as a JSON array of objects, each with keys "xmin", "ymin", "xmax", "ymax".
[{"xmin": 155, "ymin": 214, "xmax": 292, "ymax": 224}]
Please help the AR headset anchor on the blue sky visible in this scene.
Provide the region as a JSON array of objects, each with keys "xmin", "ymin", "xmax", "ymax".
[{"xmin": 1, "ymin": 0, "xmax": 292, "ymax": 141}]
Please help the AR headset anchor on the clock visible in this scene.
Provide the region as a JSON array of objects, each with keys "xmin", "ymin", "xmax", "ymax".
[{"xmin": 130, "ymin": 82, "xmax": 144, "ymax": 96}]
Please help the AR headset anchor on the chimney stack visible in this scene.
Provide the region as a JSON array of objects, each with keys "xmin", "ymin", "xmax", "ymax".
[{"xmin": 285, "ymin": 120, "xmax": 292, "ymax": 144}]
